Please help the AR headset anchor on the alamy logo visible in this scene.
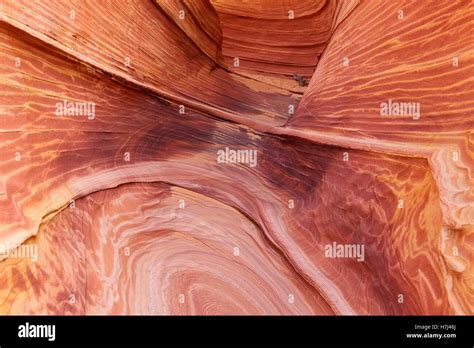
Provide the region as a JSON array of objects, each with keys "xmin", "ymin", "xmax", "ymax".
[
  {"xmin": 55, "ymin": 99, "xmax": 96, "ymax": 120},
  {"xmin": 380, "ymin": 99, "xmax": 420, "ymax": 120},
  {"xmin": 325, "ymin": 241, "xmax": 365, "ymax": 262},
  {"xmin": 18, "ymin": 322, "xmax": 55, "ymax": 341},
  {"xmin": 0, "ymin": 243, "xmax": 38, "ymax": 262},
  {"xmin": 217, "ymin": 147, "xmax": 257, "ymax": 167}
]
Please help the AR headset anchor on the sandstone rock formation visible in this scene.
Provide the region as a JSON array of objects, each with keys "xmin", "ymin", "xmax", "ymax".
[{"xmin": 0, "ymin": 0, "xmax": 472, "ymax": 314}]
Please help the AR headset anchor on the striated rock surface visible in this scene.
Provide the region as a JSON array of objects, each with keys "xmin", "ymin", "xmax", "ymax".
[
  {"xmin": 0, "ymin": 0, "xmax": 472, "ymax": 315},
  {"xmin": 211, "ymin": 0, "xmax": 337, "ymax": 92}
]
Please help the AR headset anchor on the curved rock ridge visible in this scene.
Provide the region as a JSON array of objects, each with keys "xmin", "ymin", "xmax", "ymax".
[
  {"xmin": 286, "ymin": 0, "xmax": 474, "ymax": 232},
  {"xmin": 0, "ymin": 183, "xmax": 334, "ymax": 314},
  {"xmin": 0, "ymin": 0, "xmax": 472, "ymax": 315},
  {"xmin": 0, "ymin": 0, "xmax": 297, "ymax": 126}
]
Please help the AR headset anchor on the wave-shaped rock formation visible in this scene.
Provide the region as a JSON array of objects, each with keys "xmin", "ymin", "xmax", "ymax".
[{"xmin": 0, "ymin": 0, "xmax": 472, "ymax": 315}]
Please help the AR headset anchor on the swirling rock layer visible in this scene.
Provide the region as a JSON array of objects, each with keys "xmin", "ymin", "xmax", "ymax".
[{"xmin": 0, "ymin": 0, "xmax": 472, "ymax": 315}]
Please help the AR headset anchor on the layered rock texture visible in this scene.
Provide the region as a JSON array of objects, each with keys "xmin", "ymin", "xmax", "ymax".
[{"xmin": 0, "ymin": 0, "xmax": 472, "ymax": 314}]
